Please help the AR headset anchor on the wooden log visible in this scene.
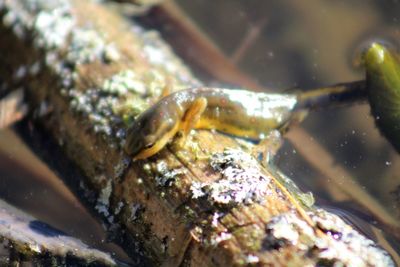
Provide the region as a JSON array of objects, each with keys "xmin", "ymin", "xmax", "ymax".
[
  {"xmin": 0, "ymin": 199, "xmax": 116, "ymax": 266},
  {"xmin": 0, "ymin": 0, "xmax": 394, "ymax": 266}
]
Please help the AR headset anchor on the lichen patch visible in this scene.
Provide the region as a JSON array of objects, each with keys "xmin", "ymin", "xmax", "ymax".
[
  {"xmin": 95, "ymin": 178, "xmax": 112, "ymax": 218},
  {"xmin": 103, "ymin": 70, "xmax": 147, "ymax": 96},
  {"xmin": 263, "ymin": 212, "xmax": 314, "ymax": 251},
  {"xmin": 153, "ymin": 160, "xmax": 186, "ymax": 187},
  {"xmin": 209, "ymin": 230, "xmax": 233, "ymax": 247},
  {"xmin": 311, "ymin": 209, "xmax": 394, "ymax": 267},
  {"xmin": 262, "ymin": 211, "xmax": 394, "ymax": 267},
  {"xmin": 191, "ymin": 149, "xmax": 271, "ymax": 206},
  {"xmin": 34, "ymin": 6, "xmax": 74, "ymax": 50},
  {"xmin": 66, "ymin": 27, "xmax": 118, "ymax": 65}
]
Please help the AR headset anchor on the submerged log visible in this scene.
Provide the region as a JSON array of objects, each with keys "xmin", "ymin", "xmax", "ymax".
[{"xmin": 0, "ymin": 0, "xmax": 394, "ymax": 266}]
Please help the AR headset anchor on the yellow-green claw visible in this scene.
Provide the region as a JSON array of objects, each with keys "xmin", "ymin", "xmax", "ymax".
[{"xmin": 364, "ymin": 42, "xmax": 400, "ymax": 152}]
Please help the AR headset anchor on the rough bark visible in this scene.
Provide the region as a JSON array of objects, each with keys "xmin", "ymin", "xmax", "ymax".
[{"xmin": 0, "ymin": 0, "xmax": 394, "ymax": 266}]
